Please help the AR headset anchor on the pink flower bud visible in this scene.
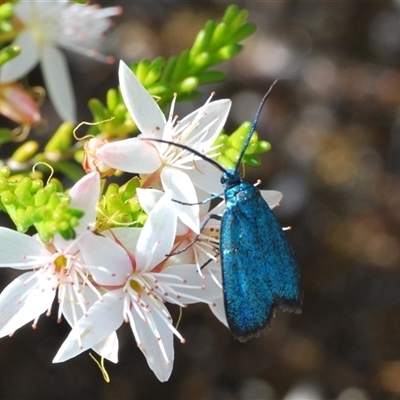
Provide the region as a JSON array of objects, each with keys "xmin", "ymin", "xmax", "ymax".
[{"xmin": 0, "ymin": 83, "xmax": 41, "ymax": 126}]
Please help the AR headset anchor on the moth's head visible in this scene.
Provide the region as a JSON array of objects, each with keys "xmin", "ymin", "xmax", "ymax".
[{"xmin": 221, "ymin": 169, "xmax": 241, "ymax": 189}]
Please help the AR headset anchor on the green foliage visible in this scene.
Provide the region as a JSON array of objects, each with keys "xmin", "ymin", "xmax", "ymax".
[
  {"xmin": 0, "ymin": 166, "xmax": 84, "ymax": 242},
  {"xmin": 88, "ymin": 5, "xmax": 256, "ymax": 139},
  {"xmin": 11, "ymin": 141, "xmax": 39, "ymax": 162},
  {"xmin": 0, "ymin": 3, "xmax": 14, "ymax": 19},
  {"xmin": 96, "ymin": 177, "xmax": 146, "ymax": 231},
  {"xmin": 0, "ymin": 127, "xmax": 14, "ymax": 144},
  {"xmin": 214, "ymin": 122, "xmax": 271, "ymax": 170},
  {"xmin": 8, "ymin": 122, "xmax": 85, "ymax": 182},
  {"xmin": 132, "ymin": 5, "xmax": 256, "ymax": 105},
  {"xmin": 0, "ymin": 3, "xmax": 17, "ymax": 44}
]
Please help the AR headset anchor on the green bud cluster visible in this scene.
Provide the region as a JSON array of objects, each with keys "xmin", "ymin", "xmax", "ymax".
[
  {"xmin": 87, "ymin": 93, "xmax": 136, "ymax": 140},
  {"xmin": 0, "ymin": 3, "xmax": 16, "ymax": 47},
  {"xmin": 132, "ymin": 5, "xmax": 256, "ymax": 106},
  {"xmin": 213, "ymin": 122, "xmax": 271, "ymax": 170},
  {"xmin": 40, "ymin": 122, "xmax": 86, "ymax": 182},
  {"xmin": 0, "ymin": 44, "xmax": 20, "ymax": 67},
  {"xmin": 0, "ymin": 166, "xmax": 84, "ymax": 243},
  {"xmin": 44, "ymin": 122, "xmax": 73, "ymax": 155},
  {"xmin": 97, "ymin": 177, "xmax": 147, "ymax": 231},
  {"xmin": 9, "ymin": 122, "xmax": 86, "ymax": 182},
  {"xmin": 87, "ymin": 5, "xmax": 256, "ymax": 139}
]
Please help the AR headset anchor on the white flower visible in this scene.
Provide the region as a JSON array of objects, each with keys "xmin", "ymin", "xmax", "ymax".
[
  {"xmin": 96, "ymin": 61, "xmax": 231, "ymax": 233},
  {"xmin": 0, "ymin": 0, "xmax": 121, "ymax": 122},
  {"xmin": 53, "ymin": 192, "xmax": 221, "ymax": 381},
  {"xmin": 0, "ymin": 172, "xmax": 117, "ymax": 361}
]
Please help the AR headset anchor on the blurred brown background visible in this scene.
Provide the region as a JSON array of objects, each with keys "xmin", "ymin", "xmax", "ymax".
[{"xmin": 1, "ymin": 1, "xmax": 400, "ymax": 399}]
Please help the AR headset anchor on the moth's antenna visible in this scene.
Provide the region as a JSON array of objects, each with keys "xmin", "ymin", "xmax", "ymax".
[
  {"xmin": 234, "ymin": 78, "xmax": 279, "ymax": 172},
  {"xmin": 143, "ymin": 138, "xmax": 227, "ymax": 174}
]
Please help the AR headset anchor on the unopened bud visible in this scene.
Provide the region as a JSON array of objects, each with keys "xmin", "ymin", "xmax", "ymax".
[
  {"xmin": 82, "ymin": 138, "xmax": 116, "ymax": 177},
  {"xmin": 0, "ymin": 83, "xmax": 41, "ymax": 125}
]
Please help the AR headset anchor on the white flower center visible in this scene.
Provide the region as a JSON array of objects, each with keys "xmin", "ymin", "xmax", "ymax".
[{"xmin": 28, "ymin": 11, "xmax": 52, "ymax": 47}]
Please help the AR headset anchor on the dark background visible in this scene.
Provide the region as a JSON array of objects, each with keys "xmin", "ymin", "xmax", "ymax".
[{"xmin": 1, "ymin": 1, "xmax": 400, "ymax": 399}]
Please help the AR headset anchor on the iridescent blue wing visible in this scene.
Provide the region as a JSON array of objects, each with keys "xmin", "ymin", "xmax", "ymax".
[{"xmin": 220, "ymin": 182, "xmax": 302, "ymax": 341}]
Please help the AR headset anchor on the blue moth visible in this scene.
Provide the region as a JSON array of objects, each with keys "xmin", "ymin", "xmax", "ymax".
[{"xmin": 149, "ymin": 81, "xmax": 302, "ymax": 341}]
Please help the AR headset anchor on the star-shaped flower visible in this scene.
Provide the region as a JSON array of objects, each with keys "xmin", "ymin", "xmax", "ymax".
[
  {"xmin": 0, "ymin": 172, "xmax": 117, "ymax": 361},
  {"xmin": 53, "ymin": 191, "xmax": 221, "ymax": 381},
  {"xmin": 0, "ymin": 0, "xmax": 121, "ymax": 122},
  {"xmin": 96, "ymin": 60, "xmax": 231, "ymax": 233}
]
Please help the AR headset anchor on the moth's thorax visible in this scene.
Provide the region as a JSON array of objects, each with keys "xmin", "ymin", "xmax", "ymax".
[
  {"xmin": 221, "ymin": 169, "xmax": 242, "ymax": 189},
  {"xmin": 225, "ymin": 181, "xmax": 260, "ymax": 208}
]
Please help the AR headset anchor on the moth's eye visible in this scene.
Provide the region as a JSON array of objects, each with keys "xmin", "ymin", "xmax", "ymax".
[{"xmin": 221, "ymin": 176, "xmax": 226, "ymax": 184}]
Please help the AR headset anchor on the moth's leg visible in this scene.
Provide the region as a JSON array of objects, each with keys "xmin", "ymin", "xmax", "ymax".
[
  {"xmin": 200, "ymin": 250, "xmax": 220, "ymax": 270},
  {"xmin": 167, "ymin": 213, "xmax": 222, "ymax": 256}
]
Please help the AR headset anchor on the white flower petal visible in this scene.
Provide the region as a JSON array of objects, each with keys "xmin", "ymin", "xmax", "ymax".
[
  {"xmin": 161, "ymin": 167, "xmax": 200, "ymax": 233},
  {"xmin": 209, "ymin": 297, "xmax": 229, "ymax": 328},
  {"xmin": 102, "ymin": 227, "xmax": 142, "ymax": 255},
  {"xmin": 0, "ymin": 270, "xmax": 57, "ymax": 338},
  {"xmin": 78, "ymin": 232, "xmax": 132, "ymax": 286},
  {"xmin": 53, "ymin": 290, "xmax": 124, "ymax": 363},
  {"xmin": 132, "ymin": 296, "xmax": 174, "ymax": 382},
  {"xmin": 14, "ymin": 1, "xmax": 34, "ymax": 23},
  {"xmin": 61, "ymin": 282, "xmax": 100, "ymax": 328},
  {"xmin": 173, "ymin": 188, "xmax": 210, "ymax": 237},
  {"xmin": 0, "ymin": 30, "xmax": 39, "ymax": 83},
  {"xmin": 162, "ymin": 264, "xmax": 222, "ymax": 304},
  {"xmin": 96, "ymin": 138, "xmax": 162, "ymax": 174},
  {"xmin": 68, "ymin": 172, "xmax": 100, "ymax": 233},
  {"xmin": 136, "ymin": 188, "xmax": 164, "ymax": 215},
  {"xmin": 261, "ymin": 190, "xmax": 283, "ymax": 209},
  {"xmin": 0, "ymin": 228, "xmax": 51, "ymax": 268},
  {"xmin": 177, "ymin": 99, "xmax": 231, "ymax": 151},
  {"xmin": 17, "ymin": 1, "xmax": 63, "ymax": 21},
  {"xmin": 185, "ymin": 159, "xmax": 224, "ymax": 195},
  {"xmin": 92, "ymin": 331, "xmax": 119, "ymax": 363},
  {"xmin": 119, "ymin": 61, "xmax": 166, "ymax": 138},
  {"xmin": 136, "ymin": 192, "xmax": 176, "ymax": 272},
  {"xmin": 196, "ymin": 187, "xmax": 213, "ymax": 216},
  {"xmin": 175, "ymin": 217, "xmax": 191, "ymax": 237},
  {"xmin": 41, "ymin": 45, "xmax": 76, "ymax": 122}
]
